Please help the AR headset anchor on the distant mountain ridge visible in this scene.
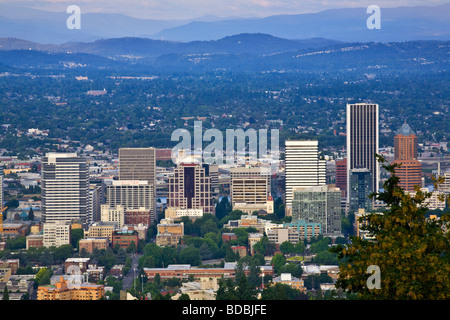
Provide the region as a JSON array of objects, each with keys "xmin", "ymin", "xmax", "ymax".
[
  {"xmin": 154, "ymin": 3, "xmax": 450, "ymax": 42},
  {"xmin": 0, "ymin": 3, "xmax": 449, "ymax": 43},
  {"xmin": 0, "ymin": 34, "xmax": 343, "ymax": 58}
]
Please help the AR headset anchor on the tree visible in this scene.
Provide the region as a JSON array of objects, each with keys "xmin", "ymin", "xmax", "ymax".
[
  {"xmin": 261, "ymin": 283, "xmax": 307, "ymax": 300},
  {"xmin": 34, "ymin": 267, "xmax": 52, "ymax": 286},
  {"xmin": 71, "ymin": 228, "xmax": 84, "ymax": 249},
  {"xmin": 126, "ymin": 241, "xmax": 137, "ymax": 254},
  {"xmin": 331, "ymin": 155, "xmax": 450, "ymax": 300},
  {"xmin": 28, "ymin": 207, "xmax": 34, "ymax": 222},
  {"xmin": 179, "ymin": 246, "xmax": 201, "ymax": 266},
  {"xmin": 279, "ymin": 241, "xmax": 295, "ymax": 255},
  {"xmin": 271, "ymin": 253, "xmax": 286, "ymax": 274},
  {"xmin": 3, "ymin": 285, "xmax": 9, "ymax": 300},
  {"xmin": 278, "ymin": 263, "xmax": 303, "ymax": 278}
]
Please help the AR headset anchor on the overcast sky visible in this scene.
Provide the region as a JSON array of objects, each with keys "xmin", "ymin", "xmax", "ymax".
[{"xmin": 4, "ymin": 0, "xmax": 449, "ymax": 20}]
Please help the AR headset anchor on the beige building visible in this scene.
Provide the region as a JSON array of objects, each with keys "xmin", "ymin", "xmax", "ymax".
[
  {"xmin": 165, "ymin": 207, "xmax": 203, "ymax": 221},
  {"xmin": 101, "ymin": 204, "xmax": 125, "ymax": 228},
  {"xmin": 272, "ymin": 273, "xmax": 306, "ymax": 292},
  {"xmin": 43, "ymin": 222, "xmax": 71, "ymax": 248},
  {"xmin": 85, "ymin": 222, "xmax": 117, "ymax": 242},
  {"xmin": 171, "ymin": 277, "xmax": 218, "ymax": 300},
  {"xmin": 406, "ymin": 187, "xmax": 446, "ymax": 210},
  {"xmin": 267, "ymin": 226, "xmax": 299, "ymax": 245},
  {"xmin": 156, "ymin": 218, "xmax": 184, "ymax": 247}
]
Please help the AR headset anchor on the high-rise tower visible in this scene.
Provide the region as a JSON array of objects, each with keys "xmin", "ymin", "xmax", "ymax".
[
  {"xmin": 346, "ymin": 103, "xmax": 379, "ymax": 200},
  {"xmin": 285, "ymin": 140, "xmax": 326, "ymax": 216},
  {"xmin": 393, "ymin": 122, "xmax": 422, "ymax": 191},
  {"xmin": 41, "ymin": 153, "xmax": 89, "ymax": 226}
]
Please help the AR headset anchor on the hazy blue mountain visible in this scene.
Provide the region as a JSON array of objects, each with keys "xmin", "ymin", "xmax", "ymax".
[
  {"xmin": 0, "ymin": 3, "xmax": 187, "ymax": 44},
  {"xmin": 153, "ymin": 3, "xmax": 450, "ymax": 42},
  {"xmin": 0, "ymin": 3, "xmax": 449, "ymax": 44}
]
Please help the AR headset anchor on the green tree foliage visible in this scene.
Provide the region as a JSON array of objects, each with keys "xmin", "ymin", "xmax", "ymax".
[
  {"xmin": 271, "ymin": 253, "xmax": 286, "ymax": 274},
  {"xmin": 261, "ymin": 283, "xmax": 307, "ymax": 300},
  {"xmin": 279, "ymin": 241, "xmax": 295, "ymax": 255},
  {"xmin": 70, "ymin": 228, "xmax": 84, "ymax": 249},
  {"xmin": 34, "ymin": 267, "xmax": 53, "ymax": 286},
  {"xmin": 332, "ymin": 155, "xmax": 450, "ymax": 300},
  {"xmin": 179, "ymin": 246, "xmax": 201, "ymax": 266},
  {"xmin": 278, "ymin": 263, "xmax": 303, "ymax": 278}
]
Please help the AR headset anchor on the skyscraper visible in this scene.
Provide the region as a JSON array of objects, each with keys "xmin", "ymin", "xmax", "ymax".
[
  {"xmin": 346, "ymin": 103, "xmax": 379, "ymax": 201},
  {"xmin": 393, "ymin": 122, "xmax": 422, "ymax": 191},
  {"xmin": 118, "ymin": 147, "xmax": 156, "ymax": 222},
  {"xmin": 119, "ymin": 147, "xmax": 156, "ymax": 183},
  {"xmin": 168, "ymin": 163, "xmax": 214, "ymax": 215},
  {"xmin": 285, "ymin": 140, "xmax": 326, "ymax": 216},
  {"xmin": 41, "ymin": 153, "xmax": 89, "ymax": 226}
]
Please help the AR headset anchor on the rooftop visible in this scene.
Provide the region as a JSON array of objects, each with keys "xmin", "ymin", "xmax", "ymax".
[{"xmin": 396, "ymin": 122, "xmax": 416, "ymax": 136}]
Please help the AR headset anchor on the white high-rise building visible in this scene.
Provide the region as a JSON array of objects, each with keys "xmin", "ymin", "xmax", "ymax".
[
  {"xmin": 285, "ymin": 140, "xmax": 326, "ymax": 216},
  {"xmin": 41, "ymin": 153, "xmax": 89, "ymax": 226},
  {"xmin": 346, "ymin": 103, "xmax": 379, "ymax": 201}
]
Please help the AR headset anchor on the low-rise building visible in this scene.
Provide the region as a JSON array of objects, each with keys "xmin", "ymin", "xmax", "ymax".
[
  {"xmin": 78, "ymin": 237, "xmax": 109, "ymax": 253},
  {"xmin": 112, "ymin": 230, "xmax": 139, "ymax": 250},
  {"xmin": 65, "ymin": 258, "xmax": 91, "ymax": 274},
  {"xmin": 37, "ymin": 276, "xmax": 105, "ymax": 300},
  {"xmin": 26, "ymin": 234, "xmax": 44, "ymax": 249},
  {"xmin": 271, "ymin": 273, "xmax": 306, "ymax": 292},
  {"xmin": 156, "ymin": 218, "xmax": 184, "ymax": 247},
  {"xmin": 267, "ymin": 226, "xmax": 299, "ymax": 245}
]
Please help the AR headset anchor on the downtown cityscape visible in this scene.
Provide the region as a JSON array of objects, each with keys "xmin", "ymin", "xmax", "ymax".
[{"xmin": 0, "ymin": 0, "xmax": 449, "ymax": 310}]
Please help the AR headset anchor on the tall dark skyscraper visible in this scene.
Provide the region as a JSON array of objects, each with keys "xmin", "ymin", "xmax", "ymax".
[
  {"xmin": 346, "ymin": 103, "xmax": 379, "ymax": 202},
  {"xmin": 41, "ymin": 153, "xmax": 89, "ymax": 226}
]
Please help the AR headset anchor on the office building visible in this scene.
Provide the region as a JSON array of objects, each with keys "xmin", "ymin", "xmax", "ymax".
[
  {"xmin": 230, "ymin": 166, "xmax": 273, "ymax": 214},
  {"xmin": 291, "ymin": 185, "xmax": 342, "ymax": 235},
  {"xmin": 285, "ymin": 140, "xmax": 326, "ymax": 216},
  {"xmin": 168, "ymin": 163, "xmax": 214, "ymax": 215},
  {"xmin": 119, "ymin": 147, "xmax": 156, "ymax": 222},
  {"xmin": 106, "ymin": 180, "xmax": 155, "ymax": 222},
  {"xmin": 393, "ymin": 122, "xmax": 422, "ymax": 192},
  {"xmin": 348, "ymin": 168, "xmax": 373, "ymax": 212},
  {"xmin": 346, "ymin": 103, "xmax": 379, "ymax": 200},
  {"xmin": 41, "ymin": 153, "xmax": 89, "ymax": 226}
]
